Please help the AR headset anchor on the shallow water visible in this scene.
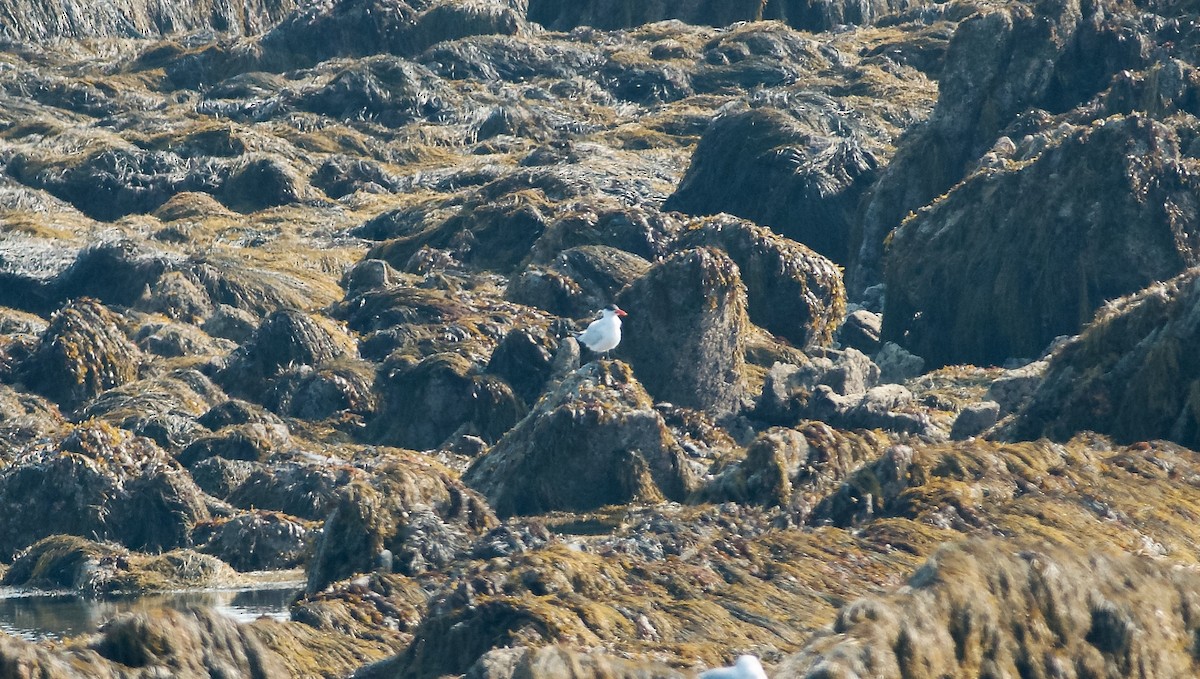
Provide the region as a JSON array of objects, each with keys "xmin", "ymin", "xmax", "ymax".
[{"xmin": 0, "ymin": 583, "xmax": 301, "ymax": 641}]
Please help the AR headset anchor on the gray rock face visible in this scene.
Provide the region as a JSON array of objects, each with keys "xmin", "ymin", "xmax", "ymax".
[
  {"xmin": 950, "ymin": 401, "xmax": 1000, "ymax": 440},
  {"xmin": 886, "ymin": 115, "xmax": 1200, "ymax": 368},
  {"xmin": 616, "ymin": 248, "xmax": 749, "ymax": 418},
  {"xmin": 853, "ymin": 0, "xmax": 1148, "ymax": 293},
  {"xmin": 463, "ymin": 361, "xmax": 696, "ymax": 517}
]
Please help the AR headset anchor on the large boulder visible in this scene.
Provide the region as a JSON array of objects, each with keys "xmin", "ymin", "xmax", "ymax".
[
  {"xmin": 0, "ymin": 422, "xmax": 210, "ymax": 559},
  {"xmin": 677, "ymin": 214, "xmax": 845, "ymax": 348},
  {"xmin": 463, "ymin": 361, "xmax": 697, "ymax": 517},
  {"xmin": 884, "ymin": 115, "xmax": 1200, "ymax": 367},
  {"xmin": 666, "ymin": 95, "xmax": 883, "ymax": 266},
  {"xmin": 853, "ymin": 0, "xmax": 1148, "ymax": 292},
  {"xmin": 306, "ymin": 453, "xmax": 496, "ymax": 592},
  {"xmin": 20, "ymin": 298, "xmax": 142, "ymax": 411},
  {"xmin": 779, "ymin": 539, "xmax": 1200, "ymax": 679},
  {"xmin": 370, "ymin": 352, "xmax": 525, "ymax": 450},
  {"xmin": 616, "ymin": 248, "xmax": 749, "ymax": 417},
  {"xmin": 1004, "ymin": 269, "xmax": 1200, "ymax": 447}
]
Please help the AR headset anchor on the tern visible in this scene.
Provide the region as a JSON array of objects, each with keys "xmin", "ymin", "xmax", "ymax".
[
  {"xmin": 576, "ymin": 304, "xmax": 627, "ymax": 356},
  {"xmin": 699, "ymin": 656, "xmax": 769, "ymax": 679}
]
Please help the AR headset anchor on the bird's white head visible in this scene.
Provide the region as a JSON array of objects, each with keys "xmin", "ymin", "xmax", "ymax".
[
  {"xmin": 734, "ymin": 656, "xmax": 767, "ymax": 679},
  {"xmin": 604, "ymin": 303, "xmax": 627, "ymax": 318}
]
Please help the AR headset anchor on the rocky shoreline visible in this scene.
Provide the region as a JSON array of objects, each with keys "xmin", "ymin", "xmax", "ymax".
[{"xmin": 3, "ymin": 0, "xmax": 1200, "ymax": 677}]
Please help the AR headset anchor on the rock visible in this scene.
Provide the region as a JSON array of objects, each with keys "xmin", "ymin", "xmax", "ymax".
[
  {"xmin": 219, "ymin": 155, "xmax": 313, "ymax": 212},
  {"xmin": 312, "ymin": 155, "xmax": 403, "ymax": 199},
  {"xmin": 853, "ymin": 1, "xmax": 1148, "ymax": 292},
  {"xmin": 90, "ymin": 607, "xmax": 288, "ymax": 676},
  {"xmin": 134, "ymin": 270, "xmax": 214, "ymax": 324},
  {"xmin": 462, "ymin": 645, "xmax": 685, "ymax": 679},
  {"xmin": 677, "ymin": 214, "xmax": 845, "ymax": 348},
  {"xmin": 616, "ymin": 248, "xmax": 749, "ymax": 417},
  {"xmin": 177, "ymin": 422, "xmax": 293, "ymax": 466},
  {"xmin": 225, "ymin": 459, "xmax": 359, "ymax": 521},
  {"xmin": 292, "ymin": 57, "xmax": 460, "ymax": 128},
  {"xmin": 7, "ymin": 146, "xmax": 226, "ymax": 221},
  {"xmin": 873, "ymin": 341, "xmax": 924, "ymax": 384},
  {"xmin": 0, "ymin": 422, "xmax": 210, "ymax": 558},
  {"xmin": 3, "ymin": 535, "xmax": 235, "ymax": 593},
  {"xmin": 986, "ymin": 360, "xmax": 1047, "ymax": 415},
  {"xmin": 370, "ymin": 352, "xmax": 525, "ymax": 450},
  {"xmin": 666, "ymin": 93, "xmax": 883, "ymax": 266},
  {"xmin": 136, "ymin": 319, "xmax": 233, "ymax": 358},
  {"xmin": 218, "ymin": 308, "xmax": 357, "ymax": 398},
  {"xmin": 485, "ymin": 327, "xmax": 558, "ymax": 407},
  {"xmin": 0, "ymin": 0, "xmax": 301, "ymax": 41},
  {"xmin": 528, "ymin": 0, "xmax": 918, "ymax": 33},
  {"xmin": 20, "ymin": 298, "xmax": 143, "ymax": 411},
  {"xmin": 884, "ymin": 115, "xmax": 1200, "ymax": 368},
  {"xmin": 839, "ymin": 309, "xmax": 882, "ymax": 354},
  {"xmin": 507, "ymin": 246, "xmax": 651, "ymax": 317},
  {"xmin": 753, "ymin": 349, "xmax": 880, "ymax": 425},
  {"xmin": 778, "ymin": 539, "xmax": 1200, "ymax": 679},
  {"xmin": 79, "ymin": 369, "xmax": 225, "ymax": 451},
  {"xmin": 307, "ymin": 453, "xmax": 496, "ymax": 592},
  {"xmin": 262, "ymin": 360, "xmax": 376, "ymax": 420},
  {"xmin": 950, "ymin": 401, "xmax": 1000, "ymax": 440},
  {"xmin": 527, "ymin": 203, "xmax": 683, "ymax": 264},
  {"xmin": 463, "ymin": 360, "xmax": 697, "ymax": 516},
  {"xmin": 1003, "ymin": 270, "xmax": 1200, "ymax": 447},
  {"xmin": 370, "ymin": 189, "xmax": 552, "ymax": 274},
  {"xmin": 412, "ymin": 1, "xmax": 527, "ymax": 53},
  {"xmin": 707, "ymin": 423, "xmax": 885, "ymax": 520},
  {"xmin": 196, "ymin": 510, "xmax": 312, "ymax": 571},
  {"xmin": 342, "ymin": 258, "xmax": 402, "ymax": 296},
  {"xmin": 57, "ymin": 240, "xmax": 172, "ymax": 308},
  {"xmin": 202, "ymin": 303, "xmax": 260, "ymax": 342}
]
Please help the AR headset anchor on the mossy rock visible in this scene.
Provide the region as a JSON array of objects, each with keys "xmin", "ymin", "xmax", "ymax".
[
  {"xmin": 463, "ymin": 361, "xmax": 697, "ymax": 517},
  {"xmin": 3, "ymin": 535, "xmax": 236, "ymax": 593},
  {"xmin": 370, "ymin": 352, "xmax": 525, "ymax": 450},
  {"xmin": 781, "ymin": 538, "xmax": 1200, "ymax": 678},
  {"xmin": 20, "ymin": 297, "xmax": 142, "ymax": 411},
  {"xmin": 616, "ymin": 247, "xmax": 749, "ymax": 417},
  {"xmin": 884, "ymin": 115, "xmax": 1200, "ymax": 367},
  {"xmin": 678, "ymin": 214, "xmax": 846, "ymax": 348},
  {"xmin": 1004, "ymin": 268, "xmax": 1200, "ymax": 447},
  {"xmin": 306, "ymin": 452, "xmax": 496, "ymax": 592},
  {"xmin": 218, "ymin": 308, "xmax": 357, "ymax": 397}
]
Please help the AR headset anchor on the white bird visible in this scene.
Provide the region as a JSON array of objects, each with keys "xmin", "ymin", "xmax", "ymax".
[
  {"xmin": 698, "ymin": 656, "xmax": 769, "ymax": 679},
  {"xmin": 575, "ymin": 304, "xmax": 627, "ymax": 356}
]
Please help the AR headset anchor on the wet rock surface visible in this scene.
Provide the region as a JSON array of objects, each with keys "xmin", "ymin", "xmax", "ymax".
[{"xmin": 4, "ymin": 1, "xmax": 1200, "ymax": 677}]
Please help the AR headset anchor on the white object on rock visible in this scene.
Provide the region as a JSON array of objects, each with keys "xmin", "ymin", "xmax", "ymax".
[
  {"xmin": 575, "ymin": 304, "xmax": 627, "ymax": 354},
  {"xmin": 699, "ymin": 655, "xmax": 769, "ymax": 679}
]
